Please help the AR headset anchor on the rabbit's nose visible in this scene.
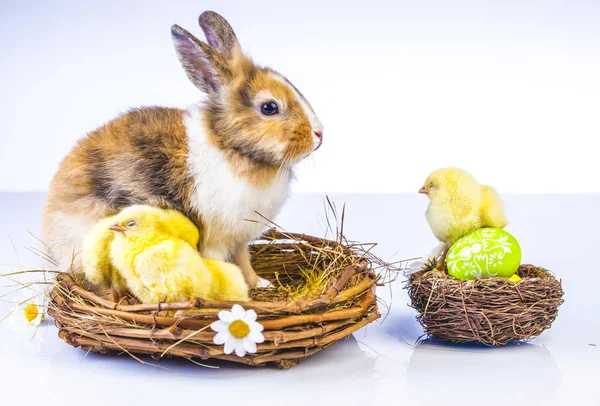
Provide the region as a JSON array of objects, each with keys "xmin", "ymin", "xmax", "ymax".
[{"xmin": 314, "ymin": 131, "xmax": 323, "ymax": 140}]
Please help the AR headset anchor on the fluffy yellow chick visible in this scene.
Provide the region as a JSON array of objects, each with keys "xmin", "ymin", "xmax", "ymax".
[
  {"xmin": 82, "ymin": 216, "xmax": 128, "ymax": 302},
  {"xmin": 108, "ymin": 206, "xmax": 249, "ymax": 304},
  {"xmin": 81, "ymin": 205, "xmax": 200, "ymax": 302},
  {"xmin": 419, "ymin": 168, "xmax": 508, "ymax": 270}
]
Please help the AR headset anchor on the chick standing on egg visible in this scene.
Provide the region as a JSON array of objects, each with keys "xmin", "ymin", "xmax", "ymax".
[
  {"xmin": 107, "ymin": 205, "xmax": 249, "ymax": 304},
  {"xmin": 419, "ymin": 167, "xmax": 508, "ymax": 271}
]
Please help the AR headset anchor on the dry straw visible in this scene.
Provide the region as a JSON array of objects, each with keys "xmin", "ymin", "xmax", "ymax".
[
  {"xmin": 405, "ymin": 264, "xmax": 564, "ymax": 345},
  {"xmin": 48, "ymin": 221, "xmax": 391, "ymax": 368}
]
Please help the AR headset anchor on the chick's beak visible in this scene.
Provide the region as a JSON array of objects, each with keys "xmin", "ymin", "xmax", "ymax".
[
  {"xmin": 418, "ymin": 186, "xmax": 428, "ymax": 195},
  {"xmin": 108, "ymin": 224, "xmax": 126, "ymax": 233}
]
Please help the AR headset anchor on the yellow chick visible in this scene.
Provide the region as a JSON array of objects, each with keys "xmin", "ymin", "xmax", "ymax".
[
  {"xmin": 82, "ymin": 216, "xmax": 128, "ymax": 302},
  {"xmin": 81, "ymin": 205, "xmax": 200, "ymax": 302},
  {"xmin": 108, "ymin": 205, "xmax": 249, "ymax": 304},
  {"xmin": 419, "ymin": 168, "xmax": 508, "ymax": 270}
]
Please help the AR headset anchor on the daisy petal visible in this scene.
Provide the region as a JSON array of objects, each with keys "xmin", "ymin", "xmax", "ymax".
[
  {"xmin": 218, "ymin": 310, "xmax": 234, "ymax": 322},
  {"xmin": 213, "ymin": 331, "xmax": 231, "ymax": 345},
  {"xmin": 231, "ymin": 304, "xmax": 245, "ymax": 319},
  {"xmin": 31, "ymin": 316, "xmax": 43, "ymax": 327},
  {"xmin": 210, "ymin": 320, "xmax": 230, "ymax": 333},
  {"xmin": 248, "ymin": 330, "xmax": 265, "ymax": 344},
  {"xmin": 242, "ymin": 337, "xmax": 257, "ymax": 353},
  {"xmin": 223, "ymin": 338, "xmax": 235, "ymax": 355},
  {"xmin": 243, "ymin": 309, "xmax": 257, "ymax": 323},
  {"xmin": 249, "ymin": 320, "xmax": 264, "ymax": 332},
  {"xmin": 234, "ymin": 339, "xmax": 246, "ymax": 357}
]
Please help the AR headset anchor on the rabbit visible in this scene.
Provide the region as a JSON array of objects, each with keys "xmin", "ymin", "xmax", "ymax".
[{"xmin": 41, "ymin": 11, "xmax": 323, "ymax": 288}]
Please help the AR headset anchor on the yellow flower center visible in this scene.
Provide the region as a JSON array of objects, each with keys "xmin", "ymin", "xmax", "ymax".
[
  {"xmin": 24, "ymin": 304, "xmax": 39, "ymax": 323},
  {"xmin": 228, "ymin": 320, "xmax": 250, "ymax": 338}
]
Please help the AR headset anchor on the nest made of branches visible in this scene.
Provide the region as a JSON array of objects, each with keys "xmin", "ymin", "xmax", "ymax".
[
  {"xmin": 48, "ymin": 229, "xmax": 385, "ymax": 369},
  {"xmin": 405, "ymin": 264, "xmax": 564, "ymax": 346}
]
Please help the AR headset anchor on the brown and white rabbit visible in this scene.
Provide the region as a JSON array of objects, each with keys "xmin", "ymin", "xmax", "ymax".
[{"xmin": 41, "ymin": 11, "xmax": 323, "ymax": 288}]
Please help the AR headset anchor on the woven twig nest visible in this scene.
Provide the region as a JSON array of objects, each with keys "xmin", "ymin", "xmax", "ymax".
[
  {"xmin": 405, "ymin": 264, "xmax": 564, "ymax": 346},
  {"xmin": 48, "ymin": 230, "xmax": 381, "ymax": 369}
]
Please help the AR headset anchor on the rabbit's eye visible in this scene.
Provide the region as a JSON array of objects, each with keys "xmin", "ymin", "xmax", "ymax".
[{"xmin": 260, "ymin": 101, "xmax": 279, "ymax": 116}]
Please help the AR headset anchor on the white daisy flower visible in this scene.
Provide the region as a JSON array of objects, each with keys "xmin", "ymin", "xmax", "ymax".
[
  {"xmin": 211, "ymin": 304, "xmax": 265, "ymax": 357},
  {"xmin": 404, "ymin": 243, "xmax": 446, "ymax": 276},
  {"xmin": 405, "ymin": 259, "xmax": 430, "ymax": 275},
  {"xmin": 7, "ymin": 287, "xmax": 47, "ymax": 354}
]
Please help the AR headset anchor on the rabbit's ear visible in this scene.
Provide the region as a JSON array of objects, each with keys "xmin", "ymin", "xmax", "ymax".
[
  {"xmin": 198, "ymin": 11, "xmax": 239, "ymax": 57},
  {"xmin": 171, "ymin": 24, "xmax": 232, "ymax": 94}
]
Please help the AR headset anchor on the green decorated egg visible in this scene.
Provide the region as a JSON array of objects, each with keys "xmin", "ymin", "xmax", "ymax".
[{"xmin": 446, "ymin": 228, "xmax": 521, "ymax": 280}]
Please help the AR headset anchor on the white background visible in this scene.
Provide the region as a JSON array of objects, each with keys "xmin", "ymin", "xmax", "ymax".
[{"xmin": 1, "ymin": 0, "xmax": 599, "ymax": 193}]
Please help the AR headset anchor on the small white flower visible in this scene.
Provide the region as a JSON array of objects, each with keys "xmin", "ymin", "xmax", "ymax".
[
  {"xmin": 404, "ymin": 243, "xmax": 445, "ymax": 276},
  {"xmin": 405, "ymin": 259, "xmax": 430, "ymax": 275},
  {"xmin": 9, "ymin": 288, "xmax": 46, "ymax": 326},
  {"xmin": 7, "ymin": 287, "xmax": 47, "ymax": 354},
  {"xmin": 211, "ymin": 304, "xmax": 265, "ymax": 357}
]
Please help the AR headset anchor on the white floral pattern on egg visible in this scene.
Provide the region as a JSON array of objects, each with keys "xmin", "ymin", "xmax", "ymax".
[{"xmin": 446, "ymin": 228, "xmax": 522, "ymax": 280}]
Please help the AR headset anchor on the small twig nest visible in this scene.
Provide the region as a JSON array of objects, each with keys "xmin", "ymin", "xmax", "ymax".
[
  {"xmin": 405, "ymin": 265, "xmax": 564, "ymax": 345},
  {"xmin": 49, "ymin": 230, "xmax": 383, "ymax": 369}
]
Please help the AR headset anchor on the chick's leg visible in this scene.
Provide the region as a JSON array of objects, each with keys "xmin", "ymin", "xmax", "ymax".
[
  {"xmin": 436, "ymin": 244, "xmax": 451, "ymax": 273},
  {"xmin": 110, "ymin": 283, "xmax": 127, "ymax": 305},
  {"xmin": 233, "ymin": 244, "xmax": 260, "ymax": 289}
]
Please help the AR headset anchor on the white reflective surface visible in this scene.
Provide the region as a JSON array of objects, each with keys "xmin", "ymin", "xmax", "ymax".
[{"xmin": 0, "ymin": 193, "xmax": 598, "ymax": 406}]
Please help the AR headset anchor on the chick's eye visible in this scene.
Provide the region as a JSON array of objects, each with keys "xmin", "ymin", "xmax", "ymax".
[
  {"xmin": 260, "ymin": 101, "xmax": 279, "ymax": 116},
  {"xmin": 429, "ymin": 182, "xmax": 434, "ymax": 188},
  {"xmin": 126, "ymin": 221, "xmax": 137, "ymax": 228}
]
